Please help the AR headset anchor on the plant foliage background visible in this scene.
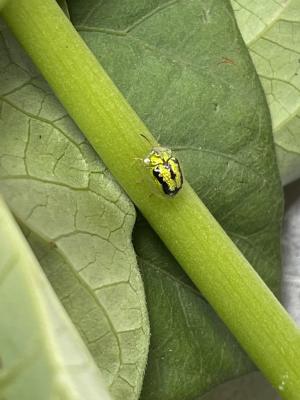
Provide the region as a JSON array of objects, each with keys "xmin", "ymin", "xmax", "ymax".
[
  {"xmin": 232, "ymin": 0, "xmax": 300, "ymax": 185},
  {"xmin": 1, "ymin": 0, "xmax": 299, "ymax": 399}
]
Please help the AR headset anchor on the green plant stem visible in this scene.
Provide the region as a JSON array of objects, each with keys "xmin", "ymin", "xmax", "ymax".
[{"xmin": 2, "ymin": 0, "xmax": 300, "ymax": 398}]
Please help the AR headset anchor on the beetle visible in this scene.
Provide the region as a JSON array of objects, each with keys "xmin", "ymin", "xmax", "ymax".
[{"xmin": 141, "ymin": 136, "xmax": 183, "ymax": 196}]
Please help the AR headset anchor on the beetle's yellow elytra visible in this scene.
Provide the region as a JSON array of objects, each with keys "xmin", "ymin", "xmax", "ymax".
[{"xmin": 143, "ymin": 146, "xmax": 183, "ymax": 196}]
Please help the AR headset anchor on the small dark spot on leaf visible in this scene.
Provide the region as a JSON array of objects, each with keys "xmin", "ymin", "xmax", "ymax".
[
  {"xmin": 49, "ymin": 240, "xmax": 57, "ymax": 249},
  {"xmin": 213, "ymin": 103, "xmax": 220, "ymax": 112},
  {"xmin": 39, "ymin": 135, "xmax": 42, "ymax": 139},
  {"xmin": 218, "ymin": 57, "xmax": 235, "ymax": 65}
]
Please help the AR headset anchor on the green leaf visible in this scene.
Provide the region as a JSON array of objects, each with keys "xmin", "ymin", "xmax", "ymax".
[
  {"xmin": 0, "ymin": 21, "xmax": 149, "ymax": 400},
  {"xmin": 200, "ymin": 372, "xmax": 277, "ymax": 400},
  {"xmin": 67, "ymin": 0, "xmax": 283, "ymax": 399},
  {"xmin": 0, "ymin": 0, "xmax": 7, "ymax": 11},
  {"xmin": 0, "ymin": 197, "xmax": 111, "ymax": 400},
  {"xmin": 232, "ymin": 0, "xmax": 300, "ymax": 185}
]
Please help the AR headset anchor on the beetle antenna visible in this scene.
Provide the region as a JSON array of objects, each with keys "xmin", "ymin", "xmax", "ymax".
[{"xmin": 140, "ymin": 133, "xmax": 152, "ymax": 145}]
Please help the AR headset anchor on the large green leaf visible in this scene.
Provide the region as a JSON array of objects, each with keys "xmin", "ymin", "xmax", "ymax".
[
  {"xmin": 0, "ymin": 197, "xmax": 111, "ymax": 400},
  {"xmin": 0, "ymin": 0, "xmax": 7, "ymax": 10},
  {"xmin": 232, "ymin": 0, "xmax": 300, "ymax": 184},
  {"xmin": 56, "ymin": 0, "xmax": 70, "ymax": 18},
  {"xmin": 201, "ymin": 372, "xmax": 277, "ymax": 400},
  {"xmin": 0, "ymin": 21, "xmax": 149, "ymax": 400},
  {"xmin": 57, "ymin": 0, "xmax": 70, "ymax": 18},
  {"xmin": 67, "ymin": 0, "xmax": 283, "ymax": 399}
]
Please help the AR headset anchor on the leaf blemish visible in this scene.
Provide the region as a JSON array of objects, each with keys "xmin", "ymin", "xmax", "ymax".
[
  {"xmin": 200, "ymin": 8, "xmax": 211, "ymax": 24},
  {"xmin": 213, "ymin": 103, "xmax": 220, "ymax": 112},
  {"xmin": 218, "ymin": 57, "xmax": 235, "ymax": 65}
]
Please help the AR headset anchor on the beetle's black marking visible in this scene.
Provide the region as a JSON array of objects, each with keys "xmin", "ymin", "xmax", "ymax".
[
  {"xmin": 153, "ymin": 168, "xmax": 164, "ymax": 184},
  {"xmin": 178, "ymin": 162, "xmax": 183, "ymax": 187},
  {"xmin": 166, "ymin": 186, "xmax": 179, "ymax": 195},
  {"xmin": 171, "ymin": 157, "xmax": 183, "ymax": 187},
  {"xmin": 162, "ymin": 181, "xmax": 172, "ymax": 195},
  {"xmin": 152, "ymin": 167, "xmax": 180, "ymax": 196},
  {"xmin": 170, "ymin": 167, "xmax": 176, "ymax": 180},
  {"xmin": 162, "ymin": 162, "xmax": 176, "ymax": 180}
]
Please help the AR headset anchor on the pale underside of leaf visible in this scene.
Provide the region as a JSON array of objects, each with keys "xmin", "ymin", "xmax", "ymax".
[
  {"xmin": 67, "ymin": 0, "xmax": 282, "ymax": 399},
  {"xmin": 0, "ymin": 197, "xmax": 111, "ymax": 400},
  {"xmin": 0, "ymin": 21, "xmax": 149, "ymax": 400},
  {"xmin": 232, "ymin": 0, "xmax": 300, "ymax": 184}
]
